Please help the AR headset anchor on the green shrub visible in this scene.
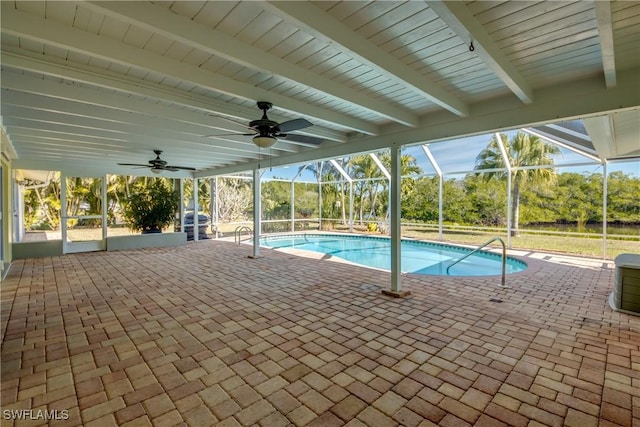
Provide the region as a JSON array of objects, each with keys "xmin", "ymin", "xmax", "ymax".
[{"xmin": 123, "ymin": 179, "xmax": 179, "ymax": 233}]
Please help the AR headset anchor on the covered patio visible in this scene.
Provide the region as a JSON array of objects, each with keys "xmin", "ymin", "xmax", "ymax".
[
  {"xmin": 2, "ymin": 240, "xmax": 639, "ymax": 426},
  {"xmin": 1, "ymin": 1, "xmax": 639, "ymax": 426}
]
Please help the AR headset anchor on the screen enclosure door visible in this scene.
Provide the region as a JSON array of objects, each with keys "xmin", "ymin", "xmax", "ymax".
[{"xmin": 62, "ymin": 175, "xmax": 107, "ymax": 253}]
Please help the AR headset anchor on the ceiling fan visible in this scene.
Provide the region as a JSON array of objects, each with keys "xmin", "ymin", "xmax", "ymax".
[
  {"xmin": 118, "ymin": 150, "xmax": 196, "ymax": 174},
  {"xmin": 207, "ymin": 101, "xmax": 319, "ymax": 148}
]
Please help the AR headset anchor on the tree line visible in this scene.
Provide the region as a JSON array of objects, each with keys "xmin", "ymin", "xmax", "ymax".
[{"xmin": 23, "ymin": 132, "xmax": 640, "ymax": 235}]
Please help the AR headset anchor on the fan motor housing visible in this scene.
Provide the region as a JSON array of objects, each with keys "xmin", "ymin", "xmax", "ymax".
[
  {"xmin": 250, "ymin": 102, "xmax": 279, "ymax": 134},
  {"xmin": 256, "ymin": 101, "xmax": 272, "ymax": 111},
  {"xmin": 249, "ymin": 120, "xmax": 278, "ymax": 133}
]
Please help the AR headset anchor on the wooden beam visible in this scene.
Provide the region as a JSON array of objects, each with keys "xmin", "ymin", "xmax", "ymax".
[
  {"xmin": 594, "ymin": 0, "xmax": 616, "ymax": 88},
  {"xmin": 2, "ymin": 51, "xmax": 346, "ymax": 143},
  {"xmin": 85, "ymin": 1, "xmax": 419, "ymax": 127},
  {"xmin": 264, "ymin": 1, "xmax": 469, "ymax": 117},
  {"xmin": 1, "ymin": 6, "xmax": 378, "ymax": 135},
  {"xmin": 428, "ymin": 1, "xmax": 533, "ymax": 104},
  {"xmin": 195, "ymin": 67, "xmax": 640, "ymax": 177}
]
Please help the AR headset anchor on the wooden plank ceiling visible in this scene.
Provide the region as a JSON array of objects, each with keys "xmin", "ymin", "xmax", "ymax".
[{"xmin": 1, "ymin": 1, "xmax": 639, "ymax": 177}]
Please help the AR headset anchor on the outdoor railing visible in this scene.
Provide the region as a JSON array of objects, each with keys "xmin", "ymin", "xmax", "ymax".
[
  {"xmin": 447, "ymin": 237, "xmax": 508, "ymax": 288},
  {"xmin": 234, "ymin": 226, "xmax": 252, "ymax": 244}
]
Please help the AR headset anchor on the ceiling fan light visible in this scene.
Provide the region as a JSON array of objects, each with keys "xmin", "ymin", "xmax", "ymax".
[
  {"xmin": 253, "ymin": 135, "xmax": 277, "ymax": 148},
  {"xmin": 151, "ymin": 167, "xmax": 162, "ymax": 174}
]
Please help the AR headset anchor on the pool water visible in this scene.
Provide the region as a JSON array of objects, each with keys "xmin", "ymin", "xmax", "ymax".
[{"xmin": 260, "ymin": 234, "xmax": 527, "ymax": 276}]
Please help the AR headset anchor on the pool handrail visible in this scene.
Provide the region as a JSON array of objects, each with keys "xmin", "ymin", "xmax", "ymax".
[
  {"xmin": 234, "ymin": 226, "xmax": 252, "ymax": 244},
  {"xmin": 446, "ymin": 237, "xmax": 508, "ymax": 288}
]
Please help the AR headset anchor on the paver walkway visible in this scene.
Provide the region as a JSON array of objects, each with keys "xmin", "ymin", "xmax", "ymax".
[{"xmin": 1, "ymin": 239, "xmax": 638, "ymax": 426}]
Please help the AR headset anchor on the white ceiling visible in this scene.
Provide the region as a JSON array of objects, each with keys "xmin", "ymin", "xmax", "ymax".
[{"xmin": 1, "ymin": 1, "xmax": 639, "ymax": 178}]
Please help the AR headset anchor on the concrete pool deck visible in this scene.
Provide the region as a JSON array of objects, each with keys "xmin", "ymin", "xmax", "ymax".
[{"xmin": 1, "ymin": 239, "xmax": 638, "ymax": 426}]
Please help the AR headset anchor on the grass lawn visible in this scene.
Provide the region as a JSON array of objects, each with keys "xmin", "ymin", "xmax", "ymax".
[
  {"xmin": 259, "ymin": 221, "xmax": 638, "ymax": 260},
  {"xmin": 401, "ymin": 227, "xmax": 638, "ymax": 259},
  {"xmin": 27, "ymin": 221, "xmax": 638, "ymax": 260}
]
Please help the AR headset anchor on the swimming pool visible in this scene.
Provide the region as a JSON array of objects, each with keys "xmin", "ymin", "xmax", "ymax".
[{"xmin": 260, "ymin": 234, "xmax": 527, "ymax": 276}]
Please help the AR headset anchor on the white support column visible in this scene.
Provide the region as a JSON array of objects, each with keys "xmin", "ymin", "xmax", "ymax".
[
  {"xmin": 214, "ymin": 177, "xmax": 219, "ymax": 238},
  {"xmin": 193, "ymin": 178, "xmax": 199, "ymax": 242},
  {"xmin": 291, "ymin": 165, "xmax": 306, "ymax": 232},
  {"xmin": 423, "ymin": 146, "xmax": 443, "ymax": 241},
  {"xmin": 179, "ymin": 179, "xmax": 185, "ymax": 234},
  {"xmin": 438, "ymin": 175, "xmax": 444, "ymax": 241},
  {"xmin": 495, "ymin": 133, "xmax": 513, "ymax": 248},
  {"xmin": 506, "ymin": 173, "xmax": 512, "ymax": 248},
  {"xmin": 329, "ymin": 159, "xmax": 353, "ymax": 232},
  {"xmin": 369, "ymin": 153, "xmax": 391, "ymax": 234},
  {"xmin": 602, "ymin": 161, "xmax": 608, "ymax": 259},
  {"xmin": 291, "ymin": 180, "xmax": 295, "ymax": 232},
  {"xmin": 318, "ymin": 162, "xmax": 323, "ymax": 231},
  {"xmin": 209, "ymin": 178, "xmax": 215, "ymax": 238},
  {"xmin": 251, "ymin": 168, "xmax": 261, "ymax": 258},
  {"xmin": 61, "ymin": 173, "xmax": 67, "ymax": 254},
  {"xmin": 349, "ymin": 182, "xmax": 354, "ymax": 233},
  {"xmin": 382, "ymin": 143, "xmax": 410, "ymax": 298},
  {"xmin": 102, "ymin": 175, "xmax": 107, "ymax": 240}
]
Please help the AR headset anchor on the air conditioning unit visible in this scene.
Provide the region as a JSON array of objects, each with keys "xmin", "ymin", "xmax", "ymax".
[{"xmin": 609, "ymin": 254, "xmax": 640, "ymax": 315}]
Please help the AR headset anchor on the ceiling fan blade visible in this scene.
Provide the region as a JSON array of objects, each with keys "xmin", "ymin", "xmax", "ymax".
[
  {"xmin": 204, "ymin": 132, "xmax": 256, "ymax": 138},
  {"xmin": 278, "ymin": 118, "xmax": 313, "ymax": 133},
  {"xmin": 280, "ymin": 134, "xmax": 325, "ymax": 146},
  {"xmin": 165, "ymin": 165, "xmax": 197, "ymax": 171},
  {"xmin": 118, "ymin": 163, "xmax": 151, "ymax": 167},
  {"xmin": 208, "ymin": 113, "xmax": 250, "ymax": 128}
]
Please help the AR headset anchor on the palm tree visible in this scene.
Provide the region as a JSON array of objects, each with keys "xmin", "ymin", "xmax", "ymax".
[
  {"xmin": 348, "ymin": 153, "xmax": 423, "ymax": 224},
  {"xmin": 475, "ymin": 132, "xmax": 560, "ymax": 236},
  {"xmin": 347, "ymin": 155, "xmax": 384, "ymax": 224},
  {"xmin": 379, "ymin": 152, "xmax": 423, "ymax": 209}
]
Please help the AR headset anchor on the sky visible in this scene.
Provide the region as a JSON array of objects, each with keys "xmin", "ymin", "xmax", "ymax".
[{"xmin": 262, "ymin": 129, "xmax": 639, "ymax": 181}]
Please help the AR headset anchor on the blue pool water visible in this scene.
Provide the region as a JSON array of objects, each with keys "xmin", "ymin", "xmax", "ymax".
[{"xmin": 260, "ymin": 234, "xmax": 527, "ymax": 276}]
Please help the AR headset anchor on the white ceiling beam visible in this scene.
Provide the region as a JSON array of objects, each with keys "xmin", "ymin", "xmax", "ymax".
[
  {"xmin": 85, "ymin": 1, "xmax": 418, "ymax": 128},
  {"xmin": 427, "ymin": 1, "xmax": 534, "ymax": 104},
  {"xmin": 594, "ymin": 0, "xmax": 616, "ymax": 88},
  {"xmin": 196, "ymin": 67, "xmax": 640, "ymax": 177},
  {"xmin": 11, "ymin": 142, "xmax": 234, "ymax": 168},
  {"xmin": 4, "ymin": 115, "xmax": 240, "ymax": 153},
  {"xmin": 329, "ymin": 160, "xmax": 352, "ymax": 183},
  {"xmin": 3, "ymin": 80, "xmax": 282, "ymax": 156},
  {"xmin": 12, "ymin": 157, "xmax": 195, "ymax": 179},
  {"xmin": 583, "ymin": 115, "xmax": 617, "ymax": 159},
  {"xmin": 7, "ymin": 125, "xmax": 291, "ymax": 171},
  {"xmin": 4, "ymin": 127, "xmax": 248, "ymax": 164},
  {"xmin": 2, "ymin": 51, "xmax": 346, "ymax": 143},
  {"xmin": 1, "ymin": 123, "xmax": 18, "ymax": 160},
  {"xmin": 522, "ymin": 128, "xmax": 602, "ymax": 162},
  {"xmin": 264, "ymin": 1, "xmax": 469, "ymax": 117},
  {"xmin": 1, "ymin": 87, "xmax": 300, "ymax": 154},
  {"xmin": 4, "ymin": 117, "xmax": 261, "ymax": 162},
  {"xmin": 10, "ymin": 135, "xmax": 230, "ymax": 162},
  {"xmin": 369, "ymin": 153, "xmax": 390, "ymax": 180},
  {"xmin": 0, "ymin": 6, "xmax": 378, "ymax": 136}
]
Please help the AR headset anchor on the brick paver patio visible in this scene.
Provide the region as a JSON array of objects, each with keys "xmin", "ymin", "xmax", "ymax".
[{"xmin": 1, "ymin": 239, "xmax": 638, "ymax": 426}]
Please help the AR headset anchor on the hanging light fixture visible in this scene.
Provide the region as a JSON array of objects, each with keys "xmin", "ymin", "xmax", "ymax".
[{"xmin": 253, "ymin": 135, "xmax": 277, "ymax": 148}]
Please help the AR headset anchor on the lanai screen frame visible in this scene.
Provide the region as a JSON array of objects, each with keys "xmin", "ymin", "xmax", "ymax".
[
  {"xmin": 194, "ymin": 115, "xmax": 638, "ymax": 294},
  {"xmin": 198, "ymin": 123, "xmax": 637, "ymax": 258}
]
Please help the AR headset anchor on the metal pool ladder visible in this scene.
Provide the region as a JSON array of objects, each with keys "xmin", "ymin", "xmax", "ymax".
[
  {"xmin": 446, "ymin": 237, "xmax": 509, "ymax": 288},
  {"xmin": 234, "ymin": 226, "xmax": 252, "ymax": 244}
]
